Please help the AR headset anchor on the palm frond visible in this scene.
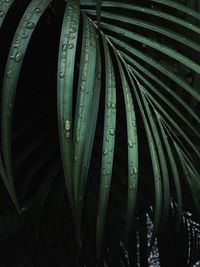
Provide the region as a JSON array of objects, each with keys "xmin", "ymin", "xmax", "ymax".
[
  {"xmin": 0, "ymin": 0, "xmax": 199, "ymax": 262},
  {"xmin": 57, "ymin": 0, "xmax": 80, "ymax": 209},
  {"xmin": 108, "ymin": 37, "xmax": 200, "ymax": 102},
  {"xmin": 150, "ymin": 0, "xmax": 200, "ymax": 20},
  {"xmin": 155, "ymin": 112, "xmax": 182, "ymax": 233},
  {"xmin": 86, "ymin": 10, "xmax": 200, "ymax": 53},
  {"xmin": 96, "ymin": 36, "xmax": 116, "ymax": 256},
  {"xmin": 1, "ymin": 0, "xmax": 53, "ymax": 210},
  {"xmin": 72, "ymin": 14, "xmax": 97, "ymax": 244},
  {"xmin": 82, "ymin": 1, "xmax": 200, "ymax": 34},
  {"xmin": 114, "ymin": 53, "xmax": 138, "ymax": 242}
]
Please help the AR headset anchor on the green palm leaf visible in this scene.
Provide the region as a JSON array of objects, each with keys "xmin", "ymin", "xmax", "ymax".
[
  {"xmin": 150, "ymin": 0, "xmax": 200, "ymax": 20},
  {"xmin": 96, "ymin": 37, "xmax": 116, "ymax": 256},
  {"xmin": 108, "ymin": 37, "xmax": 200, "ymax": 102},
  {"xmin": 127, "ymin": 71, "xmax": 163, "ymax": 249},
  {"xmin": 155, "ymin": 111, "xmax": 182, "ymax": 233},
  {"xmin": 82, "ymin": 1, "xmax": 200, "ymax": 34},
  {"xmin": 114, "ymin": 53, "xmax": 138, "ymax": 242},
  {"xmin": 73, "ymin": 14, "xmax": 97, "ymax": 244},
  {"xmin": 1, "ymin": 0, "xmax": 53, "ymax": 210},
  {"xmin": 57, "ymin": 0, "xmax": 80, "ymax": 208},
  {"xmin": 86, "ymin": 10, "xmax": 200, "ymax": 53}
]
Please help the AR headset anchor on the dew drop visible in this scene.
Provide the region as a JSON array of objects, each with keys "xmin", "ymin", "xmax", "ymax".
[
  {"xmin": 130, "ymin": 166, "xmax": 137, "ymax": 176},
  {"xmin": 34, "ymin": 7, "xmax": 41, "ymax": 13},
  {"xmin": 62, "ymin": 44, "xmax": 67, "ymax": 51},
  {"xmin": 133, "ymin": 167, "xmax": 138, "ymax": 175},
  {"xmin": 128, "ymin": 140, "xmax": 133, "ymax": 148},
  {"xmin": 65, "ymin": 120, "xmax": 71, "ymax": 131},
  {"xmin": 26, "ymin": 22, "xmax": 35, "ymax": 29},
  {"xmin": 59, "ymin": 72, "xmax": 65, "ymax": 78},
  {"xmin": 109, "ymin": 128, "xmax": 115, "ymax": 136},
  {"xmin": 67, "ymin": 43, "xmax": 74, "ymax": 49},
  {"xmin": 13, "ymin": 43, "xmax": 19, "ymax": 49},
  {"xmin": 111, "ymin": 103, "xmax": 116, "ymax": 109},
  {"xmin": 0, "ymin": 11, "xmax": 5, "ymax": 17},
  {"xmin": 22, "ymin": 33, "xmax": 28, "ymax": 39},
  {"xmin": 107, "ymin": 102, "xmax": 111, "ymax": 109},
  {"xmin": 15, "ymin": 52, "xmax": 23, "ymax": 62},
  {"xmin": 103, "ymin": 149, "xmax": 108, "ymax": 156},
  {"xmin": 97, "ymin": 72, "xmax": 101, "ymax": 80},
  {"xmin": 80, "ymin": 85, "xmax": 85, "ymax": 91}
]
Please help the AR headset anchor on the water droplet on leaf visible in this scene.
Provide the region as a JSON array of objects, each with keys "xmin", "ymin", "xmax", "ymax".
[
  {"xmin": 22, "ymin": 33, "xmax": 28, "ymax": 39},
  {"xmin": 0, "ymin": 11, "xmax": 5, "ymax": 17},
  {"xmin": 107, "ymin": 102, "xmax": 111, "ymax": 109},
  {"xmin": 26, "ymin": 22, "xmax": 35, "ymax": 29},
  {"xmin": 103, "ymin": 149, "xmax": 108, "ymax": 156},
  {"xmin": 67, "ymin": 43, "xmax": 74, "ymax": 49},
  {"xmin": 13, "ymin": 43, "xmax": 19, "ymax": 49},
  {"xmin": 59, "ymin": 72, "xmax": 65, "ymax": 78},
  {"xmin": 65, "ymin": 120, "xmax": 71, "ymax": 131},
  {"xmin": 128, "ymin": 140, "xmax": 133, "ymax": 148},
  {"xmin": 15, "ymin": 52, "xmax": 23, "ymax": 62},
  {"xmin": 109, "ymin": 128, "xmax": 115, "ymax": 136},
  {"xmin": 111, "ymin": 103, "xmax": 116, "ymax": 109},
  {"xmin": 34, "ymin": 8, "xmax": 41, "ymax": 13},
  {"xmin": 62, "ymin": 44, "xmax": 67, "ymax": 51}
]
